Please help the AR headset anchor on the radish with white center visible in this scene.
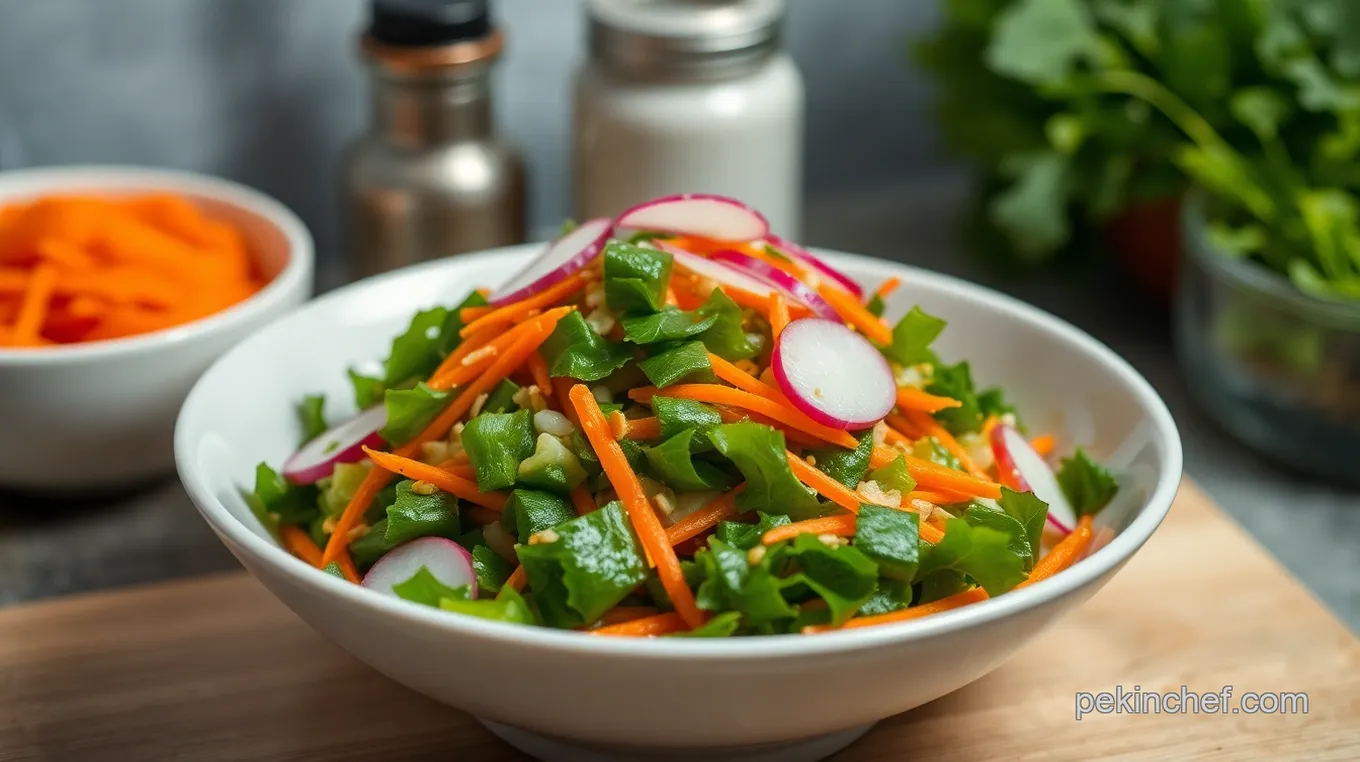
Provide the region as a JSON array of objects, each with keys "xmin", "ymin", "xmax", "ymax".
[
  {"xmin": 282, "ymin": 405, "xmax": 387, "ymax": 484},
  {"xmin": 708, "ymin": 249, "xmax": 841, "ymax": 321},
  {"xmin": 990, "ymin": 424, "xmax": 1077, "ymax": 534},
  {"xmin": 772, "ymin": 318, "xmax": 896, "ymax": 430},
  {"xmin": 660, "ymin": 244, "xmax": 778, "ymax": 301},
  {"xmin": 764, "ymin": 234, "xmax": 863, "ymax": 298},
  {"xmin": 361, "ymin": 537, "xmax": 478, "ymax": 600},
  {"xmin": 488, "ymin": 217, "xmax": 613, "ymax": 305},
  {"xmin": 616, "ymin": 194, "xmax": 768, "ymax": 241}
]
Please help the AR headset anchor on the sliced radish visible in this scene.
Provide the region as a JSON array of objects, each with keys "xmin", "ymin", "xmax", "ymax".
[
  {"xmin": 765, "ymin": 234, "xmax": 863, "ymax": 298},
  {"xmin": 660, "ymin": 243, "xmax": 778, "ymax": 301},
  {"xmin": 990, "ymin": 424, "xmax": 1077, "ymax": 534},
  {"xmin": 772, "ymin": 318, "xmax": 896, "ymax": 430},
  {"xmin": 709, "ymin": 250, "xmax": 840, "ymax": 321},
  {"xmin": 362, "ymin": 537, "xmax": 477, "ymax": 600},
  {"xmin": 616, "ymin": 194, "xmax": 768, "ymax": 241},
  {"xmin": 283, "ymin": 405, "xmax": 387, "ymax": 485},
  {"xmin": 489, "ymin": 217, "xmax": 612, "ymax": 305}
]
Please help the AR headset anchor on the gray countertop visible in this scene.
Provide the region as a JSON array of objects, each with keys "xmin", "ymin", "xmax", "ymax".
[{"xmin": 2, "ymin": 175, "xmax": 1357, "ymax": 630}]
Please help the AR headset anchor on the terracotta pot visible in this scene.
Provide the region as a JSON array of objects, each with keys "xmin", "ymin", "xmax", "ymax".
[{"xmin": 1103, "ymin": 195, "xmax": 1183, "ymax": 303}]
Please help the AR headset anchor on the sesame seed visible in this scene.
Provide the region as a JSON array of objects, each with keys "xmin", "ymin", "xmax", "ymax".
[
  {"xmin": 345, "ymin": 523, "xmax": 372, "ymax": 542},
  {"xmin": 805, "ymin": 455, "xmax": 817, "ymax": 466},
  {"xmin": 529, "ymin": 529, "xmax": 559, "ymax": 545},
  {"xmin": 817, "ymin": 533, "xmax": 844, "ymax": 548},
  {"xmin": 410, "ymin": 480, "xmax": 438, "ymax": 496},
  {"xmin": 747, "ymin": 546, "xmax": 767, "ymax": 565}
]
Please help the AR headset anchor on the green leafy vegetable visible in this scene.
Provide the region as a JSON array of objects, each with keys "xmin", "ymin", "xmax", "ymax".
[
  {"xmin": 348, "ymin": 369, "xmax": 386, "ymax": 410},
  {"xmin": 440, "ymin": 586, "xmax": 536, "ymax": 625},
  {"xmin": 539, "ymin": 310, "xmax": 633, "ymax": 382},
  {"xmin": 502, "ymin": 489, "xmax": 577, "ymax": 545},
  {"xmin": 436, "ymin": 291, "xmax": 489, "ymax": 357},
  {"xmin": 781, "ymin": 533, "xmax": 879, "ymax": 625},
  {"xmin": 296, "ymin": 394, "xmax": 327, "ymax": 445},
  {"xmin": 385, "ymin": 480, "xmax": 461, "ymax": 545},
  {"xmin": 669, "ymin": 611, "xmax": 742, "ymax": 637},
  {"xmin": 997, "ymin": 487, "xmax": 1050, "ymax": 567},
  {"xmin": 694, "ymin": 538, "xmax": 797, "ymax": 625},
  {"xmin": 883, "ymin": 306, "xmax": 947, "ymax": 366},
  {"xmin": 854, "ymin": 504, "xmax": 920, "ymax": 581},
  {"xmin": 652, "ymin": 395, "xmax": 722, "ymax": 448},
  {"xmin": 638, "ymin": 340, "xmax": 716, "ymax": 388},
  {"xmin": 317, "ymin": 462, "xmax": 372, "ymax": 518},
  {"xmin": 916, "ymin": 569, "xmax": 972, "ymax": 605},
  {"xmin": 382, "ymin": 306, "xmax": 449, "ymax": 387},
  {"xmin": 393, "ymin": 566, "xmax": 464, "ymax": 608},
  {"xmin": 349, "ymin": 519, "xmax": 400, "ymax": 567},
  {"xmin": 604, "ymin": 240, "xmax": 673, "ymax": 313},
  {"xmin": 860, "ymin": 578, "xmax": 913, "ymax": 616},
  {"xmin": 713, "ymin": 511, "xmax": 791, "ymax": 551},
  {"xmin": 471, "ymin": 544, "xmax": 515, "ymax": 594},
  {"xmin": 914, "ymin": 436, "xmax": 961, "ymax": 470},
  {"xmin": 644, "ymin": 430, "xmax": 731, "ymax": 491},
  {"xmin": 708, "ymin": 422, "xmax": 822, "ymax": 520},
  {"xmin": 462, "ymin": 409, "xmax": 536, "ymax": 491},
  {"xmin": 807, "ymin": 433, "xmax": 873, "ymax": 489},
  {"xmin": 621, "ymin": 306, "xmax": 718, "ymax": 344},
  {"xmin": 963, "ymin": 502, "xmax": 1034, "ymax": 570},
  {"xmin": 246, "ymin": 462, "xmax": 318, "ymax": 532},
  {"xmin": 867, "ymin": 454, "xmax": 917, "ymax": 495},
  {"xmin": 482, "ymin": 379, "xmax": 521, "ymax": 415},
  {"xmin": 517, "ymin": 433, "xmax": 589, "ymax": 494},
  {"xmin": 1056, "ymin": 448, "xmax": 1119, "ymax": 516},
  {"xmin": 866, "ymin": 293, "xmax": 886, "ymax": 318},
  {"xmin": 927, "ymin": 361, "xmax": 986, "ymax": 435},
  {"xmin": 515, "ymin": 502, "xmax": 648, "ymax": 629},
  {"xmin": 694, "ymin": 288, "xmax": 761, "ymax": 361},
  {"xmin": 918, "ymin": 517, "xmax": 1028, "ymax": 596},
  {"xmin": 321, "ymin": 561, "xmax": 346, "ymax": 579},
  {"xmin": 380, "ymin": 382, "xmax": 449, "ymax": 445}
]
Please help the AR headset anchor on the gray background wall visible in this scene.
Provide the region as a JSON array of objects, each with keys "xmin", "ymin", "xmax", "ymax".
[{"xmin": 0, "ymin": 0, "xmax": 946, "ymax": 266}]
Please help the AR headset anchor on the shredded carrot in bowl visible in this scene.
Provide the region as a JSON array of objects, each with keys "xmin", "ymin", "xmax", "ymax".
[{"xmin": 0, "ymin": 194, "xmax": 263, "ymax": 349}]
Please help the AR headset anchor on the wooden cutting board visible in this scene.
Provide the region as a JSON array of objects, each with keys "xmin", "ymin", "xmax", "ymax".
[{"xmin": 0, "ymin": 481, "xmax": 1356, "ymax": 762}]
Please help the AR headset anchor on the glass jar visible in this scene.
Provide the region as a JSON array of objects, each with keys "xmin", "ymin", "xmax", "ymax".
[{"xmin": 1175, "ymin": 192, "xmax": 1360, "ymax": 483}]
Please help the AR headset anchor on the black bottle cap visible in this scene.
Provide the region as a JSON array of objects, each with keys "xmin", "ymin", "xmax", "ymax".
[{"xmin": 368, "ymin": 0, "xmax": 492, "ymax": 47}]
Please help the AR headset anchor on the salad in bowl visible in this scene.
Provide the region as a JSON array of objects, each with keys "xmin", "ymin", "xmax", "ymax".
[{"xmin": 249, "ymin": 195, "xmax": 1120, "ymax": 638}]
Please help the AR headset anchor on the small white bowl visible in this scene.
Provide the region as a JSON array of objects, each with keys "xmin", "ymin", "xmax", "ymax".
[
  {"xmin": 176, "ymin": 246, "xmax": 1180, "ymax": 760},
  {"xmin": 0, "ymin": 166, "xmax": 312, "ymax": 491}
]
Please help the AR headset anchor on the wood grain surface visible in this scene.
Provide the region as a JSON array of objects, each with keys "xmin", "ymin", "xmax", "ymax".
[{"xmin": 0, "ymin": 481, "xmax": 1355, "ymax": 761}]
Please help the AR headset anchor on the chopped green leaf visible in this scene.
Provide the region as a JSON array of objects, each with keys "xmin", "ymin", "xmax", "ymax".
[
  {"xmin": 296, "ymin": 394, "xmax": 327, "ymax": 445},
  {"xmin": 604, "ymin": 240, "xmax": 673, "ymax": 313},
  {"xmin": 977, "ymin": 387, "xmax": 1017, "ymax": 423},
  {"xmin": 516, "ymin": 502, "xmax": 649, "ymax": 629},
  {"xmin": 1056, "ymin": 448, "xmax": 1119, "ymax": 516},
  {"xmin": 708, "ymin": 422, "xmax": 822, "ymax": 520},
  {"xmin": 539, "ymin": 310, "xmax": 633, "ymax": 382},
  {"xmin": 963, "ymin": 502, "xmax": 1034, "ymax": 570},
  {"xmin": 866, "ymin": 293, "xmax": 886, "ymax": 318},
  {"xmin": 653, "ymin": 395, "xmax": 722, "ymax": 448},
  {"xmin": 348, "ymin": 369, "xmax": 386, "ymax": 410},
  {"xmin": 393, "ymin": 566, "xmax": 464, "ymax": 608},
  {"xmin": 914, "ymin": 436, "xmax": 961, "ymax": 470},
  {"xmin": 440, "ymin": 586, "xmax": 536, "ymax": 625},
  {"xmin": 463, "ymin": 409, "xmax": 536, "ymax": 491},
  {"xmin": 997, "ymin": 487, "xmax": 1050, "ymax": 566},
  {"xmin": 482, "ymin": 379, "xmax": 521, "ymax": 415},
  {"xmin": 380, "ymin": 382, "xmax": 450, "ymax": 445},
  {"xmin": 807, "ymin": 433, "xmax": 873, "ymax": 489},
  {"xmin": 694, "ymin": 538, "xmax": 797, "ymax": 625},
  {"xmin": 622, "ymin": 306, "xmax": 718, "ymax": 344},
  {"xmin": 919, "ymin": 517, "xmax": 1027, "ymax": 596},
  {"xmin": 781, "ymin": 533, "xmax": 879, "ymax": 625},
  {"xmin": 502, "ymin": 489, "xmax": 577, "ymax": 545},
  {"xmin": 435, "ymin": 290, "xmax": 489, "ymax": 358},
  {"xmin": 384, "ymin": 480, "xmax": 460, "ymax": 545},
  {"xmin": 638, "ymin": 340, "xmax": 716, "ymax": 388},
  {"xmin": 321, "ymin": 561, "xmax": 346, "ymax": 579},
  {"xmin": 714, "ymin": 511, "xmax": 791, "ymax": 551},
  {"xmin": 867, "ymin": 454, "xmax": 917, "ymax": 495},
  {"xmin": 882, "ymin": 306, "xmax": 947, "ymax": 366},
  {"xmin": 669, "ymin": 611, "xmax": 742, "ymax": 637},
  {"xmin": 471, "ymin": 544, "xmax": 515, "ymax": 594},
  {"xmin": 694, "ymin": 288, "xmax": 761, "ymax": 361},
  {"xmin": 382, "ymin": 306, "xmax": 449, "ymax": 386},
  {"xmin": 644, "ymin": 430, "xmax": 731, "ymax": 491},
  {"xmin": 349, "ymin": 519, "xmax": 400, "ymax": 567},
  {"xmin": 245, "ymin": 462, "xmax": 319, "ymax": 531},
  {"xmin": 927, "ymin": 361, "xmax": 985, "ymax": 434},
  {"xmin": 854, "ymin": 504, "xmax": 921, "ymax": 581},
  {"xmin": 517, "ymin": 433, "xmax": 589, "ymax": 494},
  {"xmin": 859, "ymin": 578, "xmax": 914, "ymax": 616},
  {"xmin": 916, "ymin": 569, "xmax": 972, "ymax": 604},
  {"xmin": 317, "ymin": 462, "xmax": 372, "ymax": 518}
]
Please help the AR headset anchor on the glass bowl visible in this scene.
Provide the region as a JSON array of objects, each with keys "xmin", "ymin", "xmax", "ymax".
[{"xmin": 1175, "ymin": 194, "xmax": 1360, "ymax": 484}]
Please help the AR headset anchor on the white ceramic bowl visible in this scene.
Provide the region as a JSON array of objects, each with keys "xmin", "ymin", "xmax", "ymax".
[
  {"xmin": 176, "ymin": 246, "xmax": 1181, "ymax": 760},
  {"xmin": 0, "ymin": 166, "xmax": 312, "ymax": 491}
]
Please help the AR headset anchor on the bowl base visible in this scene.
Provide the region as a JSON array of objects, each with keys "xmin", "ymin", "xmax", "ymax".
[{"xmin": 477, "ymin": 719, "xmax": 875, "ymax": 762}]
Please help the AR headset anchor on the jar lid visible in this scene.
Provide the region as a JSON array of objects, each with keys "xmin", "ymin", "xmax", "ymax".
[
  {"xmin": 587, "ymin": 0, "xmax": 786, "ymax": 79},
  {"xmin": 361, "ymin": 0, "xmax": 504, "ymax": 75}
]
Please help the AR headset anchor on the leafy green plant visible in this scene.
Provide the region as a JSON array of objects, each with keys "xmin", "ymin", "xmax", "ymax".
[{"xmin": 917, "ymin": 0, "xmax": 1360, "ymax": 299}]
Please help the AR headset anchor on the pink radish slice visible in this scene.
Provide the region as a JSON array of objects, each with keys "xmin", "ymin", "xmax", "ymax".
[
  {"xmin": 616, "ymin": 194, "xmax": 769, "ymax": 241},
  {"xmin": 283, "ymin": 405, "xmax": 387, "ymax": 485},
  {"xmin": 772, "ymin": 318, "xmax": 896, "ymax": 430},
  {"xmin": 489, "ymin": 217, "xmax": 613, "ymax": 305},
  {"xmin": 708, "ymin": 250, "xmax": 841, "ymax": 321},
  {"xmin": 362, "ymin": 537, "xmax": 478, "ymax": 600},
  {"xmin": 989, "ymin": 424, "xmax": 1077, "ymax": 534},
  {"xmin": 660, "ymin": 243, "xmax": 779, "ymax": 300},
  {"xmin": 764, "ymin": 234, "xmax": 863, "ymax": 298}
]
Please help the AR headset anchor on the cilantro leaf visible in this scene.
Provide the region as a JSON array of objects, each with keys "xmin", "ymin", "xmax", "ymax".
[
  {"xmin": 1056, "ymin": 448, "xmax": 1119, "ymax": 516},
  {"xmin": 927, "ymin": 361, "xmax": 986, "ymax": 434},
  {"xmin": 348, "ymin": 369, "xmax": 387, "ymax": 410},
  {"xmin": 382, "ymin": 306, "xmax": 449, "ymax": 387},
  {"xmin": 963, "ymin": 502, "xmax": 1034, "ymax": 570},
  {"xmin": 694, "ymin": 288, "xmax": 761, "ymax": 361},
  {"xmin": 781, "ymin": 534, "xmax": 879, "ymax": 625},
  {"xmin": 694, "ymin": 538, "xmax": 797, "ymax": 625},
  {"xmin": 245, "ymin": 462, "xmax": 319, "ymax": 532}
]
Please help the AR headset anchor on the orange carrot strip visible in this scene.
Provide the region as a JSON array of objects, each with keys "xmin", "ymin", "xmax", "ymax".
[
  {"xmin": 570, "ymin": 484, "xmax": 596, "ymax": 516},
  {"xmin": 428, "ymin": 307, "xmax": 572, "ymax": 390},
  {"xmin": 635, "ymin": 382, "xmax": 858, "ymax": 450},
  {"xmin": 1018, "ymin": 515, "xmax": 1094, "ymax": 588},
  {"xmin": 591, "ymin": 611, "xmax": 688, "ymax": 637},
  {"xmin": 761, "ymin": 514, "xmax": 856, "ymax": 546},
  {"xmin": 804, "ymin": 588, "xmax": 988, "ymax": 633},
  {"xmin": 527, "ymin": 351, "xmax": 553, "ymax": 396},
  {"xmin": 875, "ymin": 277, "xmax": 902, "ymax": 299},
  {"xmin": 596, "ymin": 606, "xmax": 661, "ymax": 627},
  {"xmin": 896, "ymin": 387, "xmax": 963, "ymax": 414},
  {"xmin": 817, "ymin": 282, "xmax": 892, "ymax": 345},
  {"xmin": 623, "ymin": 416, "xmax": 662, "ymax": 440},
  {"xmin": 571, "ymin": 385, "xmax": 703, "ymax": 629},
  {"xmin": 10, "ymin": 264, "xmax": 56, "ymax": 345},
  {"xmin": 552, "ymin": 377, "xmax": 580, "ymax": 426},
  {"xmin": 281, "ymin": 525, "xmax": 325, "ymax": 567},
  {"xmin": 335, "ymin": 553, "xmax": 361, "ymax": 583},
  {"xmin": 504, "ymin": 565, "xmax": 527, "ymax": 592},
  {"xmin": 458, "ymin": 273, "xmax": 585, "ymax": 338},
  {"xmin": 787, "ymin": 453, "xmax": 865, "ymax": 513},
  {"xmin": 906, "ymin": 410, "xmax": 990, "ymax": 480},
  {"xmin": 871, "ymin": 446, "xmax": 1003, "ymax": 499},
  {"xmin": 769, "ymin": 291, "xmax": 790, "ymax": 340},
  {"xmin": 427, "ymin": 322, "xmax": 500, "ymax": 383},
  {"xmin": 1030, "ymin": 434, "xmax": 1056, "ymax": 458},
  {"xmin": 907, "ymin": 489, "xmax": 972, "ymax": 505},
  {"xmin": 884, "ymin": 413, "xmax": 922, "ymax": 441},
  {"xmin": 363, "ymin": 447, "xmax": 508, "ymax": 511},
  {"xmin": 665, "ymin": 485, "xmax": 743, "ymax": 545}
]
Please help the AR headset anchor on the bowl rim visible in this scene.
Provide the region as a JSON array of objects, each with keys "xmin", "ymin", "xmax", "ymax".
[
  {"xmin": 176, "ymin": 244, "xmax": 1183, "ymax": 659},
  {"xmin": 0, "ymin": 164, "xmax": 314, "ymax": 366}
]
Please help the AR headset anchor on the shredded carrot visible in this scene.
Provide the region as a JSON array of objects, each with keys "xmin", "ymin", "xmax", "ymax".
[
  {"xmin": 281, "ymin": 525, "xmax": 324, "ymax": 567},
  {"xmin": 664, "ymin": 286, "xmax": 679, "ymax": 307},
  {"xmin": 715, "ymin": 406, "xmax": 823, "ymax": 448},
  {"xmin": 335, "ymin": 553, "xmax": 361, "ymax": 583},
  {"xmin": 595, "ymin": 606, "xmax": 661, "ymax": 627},
  {"xmin": 363, "ymin": 447, "xmax": 508, "ymax": 511},
  {"xmin": 665, "ymin": 485, "xmax": 743, "ymax": 545},
  {"xmin": 504, "ymin": 565, "xmax": 527, "ymax": 592},
  {"xmin": 623, "ymin": 416, "xmax": 662, "ymax": 440},
  {"xmin": 871, "ymin": 445, "xmax": 1003, "ymax": 499},
  {"xmin": 464, "ymin": 505, "xmax": 501, "ymax": 525},
  {"xmin": 570, "ymin": 385, "xmax": 704, "ymax": 629},
  {"xmin": 761, "ymin": 514, "xmax": 857, "ymax": 545},
  {"xmin": 1019, "ymin": 515, "xmax": 1094, "ymax": 588},
  {"xmin": 1030, "ymin": 434, "xmax": 1056, "ymax": 458},
  {"xmin": 570, "ymin": 484, "xmax": 596, "ymax": 516},
  {"xmin": 428, "ymin": 307, "xmax": 573, "ymax": 390},
  {"xmin": 907, "ymin": 489, "xmax": 972, "ymax": 505},
  {"xmin": 817, "ymin": 282, "xmax": 892, "ymax": 345},
  {"xmin": 438, "ymin": 461, "xmax": 478, "ymax": 480},
  {"xmin": 9, "ymin": 264, "xmax": 57, "ymax": 345},
  {"xmin": 804, "ymin": 587, "xmax": 989, "ymax": 633},
  {"xmin": 552, "ymin": 376, "xmax": 580, "ymax": 426},
  {"xmin": 591, "ymin": 611, "xmax": 688, "ymax": 637},
  {"xmin": 634, "ymin": 382, "xmax": 858, "ymax": 449},
  {"xmin": 768, "ymin": 292, "xmax": 790, "ymax": 340},
  {"xmin": 884, "ymin": 413, "xmax": 923, "ymax": 440},
  {"xmin": 786, "ymin": 453, "xmax": 866, "ymax": 514},
  {"xmin": 905, "ymin": 410, "xmax": 990, "ymax": 480},
  {"xmin": 895, "ymin": 387, "xmax": 962, "ymax": 414},
  {"xmin": 981, "ymin": 415, "xmax": 1001, "ymax": 438},
  {"xmin": 875, "ymin": 276, "xmax": 902, "ymax": 299},
  {"xmin": 458, "ymin": 273, "xmax": 586, "ymax": 338},
  {"xmin": 527, "ymin": 350, "xmax": 553, "ymax": 396}
]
